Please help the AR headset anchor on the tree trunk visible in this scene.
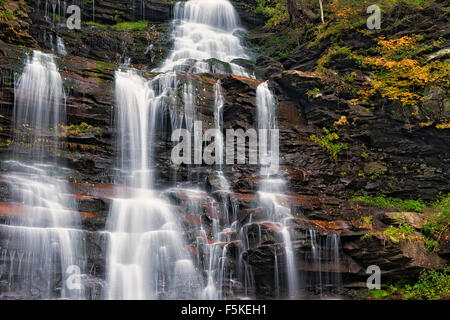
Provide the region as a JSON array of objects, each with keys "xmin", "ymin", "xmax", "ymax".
[
  {"xmin": 287, "ymin": 0, "xmax": 299, "ymax": 25},
  {"xmin": 297, "ymin": 0, "xmax": 316, "ymax": 21}
]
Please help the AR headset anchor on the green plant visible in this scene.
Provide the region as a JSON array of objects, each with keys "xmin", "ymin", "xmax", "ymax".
[
  {"xmin": 433, "ymin": 193, "xmax": 450, "ymax": 215},
  {"xmin": 422, "ymin": 194, "xmax": 450, "ymax": 252},
  {"xmin": 0, "ymin": 6, "xmax": 12, "ymax": 22},
  {"xmin": 310, "ymin": 127, "xmax": 348, "ymax": 164},
  {"xmin": 361, "ymin": 215, "xmax": 373, "ymax": 227},
  {"xmin": 403, "ymin": 269, "xmax": 450, "ymax": 300},
  {"xmin": 367, "ymin": 269, "xmax": 449, "ymax": 300},
  {"xmin": 111, "ymin": 20, "xmax": 148, "ymax": 31},
  {"xmin": 350, "ymin": 193, "xmax": 426, "ymax": 212},
  {"xmin": 368, "ymin": 285, "xmax": 400, "ymax": 300},
  {"xmin": 255, "ymin": 0, "xmax": 289, "ymax": 28},
  {"xmin": 0, "ymin": 139, "xmax": 12, "ymax": 147},
  {"xmin": 59, "ymin": 122, "xmax": 101, "ymax": 137},
  {"xmin": 424, "ymin": 237, "xmax": 439, "ymax": 252},
  {"xmin": 369, "ymin": 169, "xmax": 385, "ymax": 180},
  {"xmin": 382, "ymin": 223, "xmax": 416, "ymax": 243},
  {"xmin": 343, "ymin": 73, "xmax": 355, "ymax": 83},
  {"xmin": 306, "ymin": 87, "xmax": 321, "ymax": 98}
]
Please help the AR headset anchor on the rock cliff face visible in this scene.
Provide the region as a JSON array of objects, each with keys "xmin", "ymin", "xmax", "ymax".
[{"xmin": 0, "ymin": 0, "xmax": 448, "ymax": 299}]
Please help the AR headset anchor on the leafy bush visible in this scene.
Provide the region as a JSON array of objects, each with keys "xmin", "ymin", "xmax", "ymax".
[
  {"xmin": 310, "ymin": 127, "xmax": 348, "ymax": 164},
  {"xmin": 354, "ymin": 35, "xmax": 449, "ymax": 106},
  {"xmin": 403, "ymin": 269, "xmax": 450, "ymax": 300},
  {"xmin": 255, "ymin": 0, "xmax": 288, "ymax": 28},
  {"xmin": 422, "ymin": 194, "xmax": 450, "ymax": 252},
  {"xmin": 59, "ymin": 122, "xmax": 101, "ymax": 137},
  {"xmin": 368, "ymin": 269, "xmax": 449, "ymax": 300},
  {"xmin": 382, "ymin": 223, "xmax": 416, "ymax": 243},
  {"xmin": 424, "ymin": 237, "xmax": 439, "ymax": 252}
]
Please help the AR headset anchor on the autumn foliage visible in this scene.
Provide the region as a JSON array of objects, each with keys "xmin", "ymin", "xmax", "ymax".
[{"xmin": 355, "ymin": 36, "xmax": 449, "ymax": 106}]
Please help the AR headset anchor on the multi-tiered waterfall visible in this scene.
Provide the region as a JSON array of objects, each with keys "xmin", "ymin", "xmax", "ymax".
[
  {"xmin": 156, "ymin": 0, "xmax": 251, "ymax": 76},
  {"xmin": 253, "ymin": 82, "xmax": 343, "ymax": 298},
  {"xmin": 105, "ymin": 0, "xmax": 342, "ymax": 300},
  {"xmin": 1, "ymin": 0, "xmax": 344, "ymax": 300},
  {"xmin": 255, "ymin": 82, "xmax": 300, "ymax": 298},
  {"xmin": 104, "ymin": 0, "xmax": 252, "ymax": 300},
  {"xmin": 1, "ymin": 51, "xmax": 85, "ymax": 299},
  {"xmin": 105, "ymin": 70, "xmax": 203, "ymax": 300}
]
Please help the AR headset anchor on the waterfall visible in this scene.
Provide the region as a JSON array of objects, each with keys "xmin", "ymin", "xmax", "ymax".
[
  {"xmin": 255, "ymin": 82, "xmax": 300, "ymax": 298},
  {"xmin": 155, "ymin": 0, "xmax": 251, "ymax": 76},
  {"xmin": 56, "ymin": 36, "xmax": 67, "ymax": 56},
  {"xmin": 1, "ymin": 51, "xmax": 85, "ymax": 299},
  {"xmin": 255, "ymin": 82, "xmax": 342, "ymax": 298},
  {"xmin": 101, "ymin": 0, "xmax": 342, "ymax": 300},
  {"xmin": 13, "ymin": 51, "xmax": 65, "ymax": 160},
  {"xmin": 213, "ymin": 80, "xmax": 225, "ymax": 169},
  {"xmin": 105, "ymin": 0, "xmax": 256, "ymax": 300},
  {"xmin": 256, "ymin": 82, "xmax": 279, "ymax": 177},
  {"xmin": 105, "ymin": 70, "xmax": 203, "ymax": 300}
]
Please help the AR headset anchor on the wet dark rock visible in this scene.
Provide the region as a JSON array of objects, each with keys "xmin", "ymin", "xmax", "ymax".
[{"xmin": 231, "ymin": 0, "xmax": 266, "ymax": 29}]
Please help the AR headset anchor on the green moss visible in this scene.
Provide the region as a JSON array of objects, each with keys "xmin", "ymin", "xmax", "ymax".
[
  {"xmin": 112, "ymin": 20, "xmax": 148, "ymax": 31},
  {"xmin": 350, "ymin": 193, "xmax": 426, "ymax": 212},
  {"xmin": 85, "ymin": 20, "xmax": 149, "ymax": 32},
  {"xmin": 85, "ymin": 21, "xmax": 107, "ymax": 28},
  {"xmin": 92, "ymin": 60, "xmax": 115, "ymax": 73}
]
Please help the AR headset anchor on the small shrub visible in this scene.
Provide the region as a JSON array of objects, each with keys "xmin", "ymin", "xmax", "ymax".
[
  {"xmin": 310, "ymin": 127, "xmax": 348, "ymax": 164},
  {"xmin": 306, "ymin": 87, "xmax": 321, "ymax": 98},
  {"xmin": 59, "ymin": 122, "xmax": 101, "ymax": 137},
  {"xmin": 367, "ymin": 269, "xmax": 449, "ymax": 300},
  {"xmin": 382, "ymin": 223, "xmax": 416, "ymax": 243},
  {"xmin": 402, "ymin": 269, "xmax": 450, "ymax": 300}
]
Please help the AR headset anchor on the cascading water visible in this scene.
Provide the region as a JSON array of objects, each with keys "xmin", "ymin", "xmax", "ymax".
[
  {"xmin": 0, "ymin": 51, "xmax": 85, "ymax": 299},
  {"xmin": 102, "ymin": 0, "xmax": 342, "ymax": 300},
  {"xmin": 13, "ymin": 51, "xmax": 65, "ymax": 160},
  {"xmin": 156, "ymin": 0, "xmax": 251, "ymax": 76},
  {"xmin": 255, "ymin": 82, "xmax": 300, "ymax": 298},
  {"xmin": 105, "ymin": 70, "xmax": 203, "ymax": 300},
  {"xmin": 255, "ymin": 82, "xmax": 342, "ymax": 298},
  {"xmin": 104, "ymin": 0, "xmax": 255, "ymax": 300}
]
